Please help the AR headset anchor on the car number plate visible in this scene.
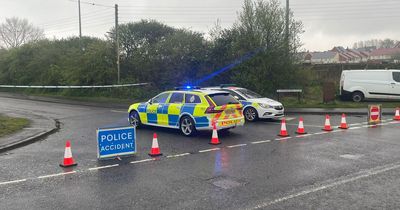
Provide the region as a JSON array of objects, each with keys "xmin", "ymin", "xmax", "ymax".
[{"xmin": 219, "ymin": 119, "xmax": 241, "ymax": 126}]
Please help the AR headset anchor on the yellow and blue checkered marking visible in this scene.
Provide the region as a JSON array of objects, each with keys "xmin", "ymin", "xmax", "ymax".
[{"xmin": 130, "ymin": 102, "xmax": 210, "ymax": 128}]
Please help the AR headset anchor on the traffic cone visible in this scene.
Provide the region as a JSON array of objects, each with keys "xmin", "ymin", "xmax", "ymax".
[
  {"xmin": 209, "ymin": 122, "xmax": 221, "ymax": 145},
  {"xmin": 322, "ymin": 115, "xmax": 333, "ymax": 131},
  {"xmin": 339, "ymin": 113, "xmax": 349, "ymax": 129},
  {"xmin": 149, "ymin": 133, "xmax": 162, "ymax": 157},
  {"xmin": 278, "ymin": 118, "xmax": 289, "ymax": 137},
  {"xmin": 60, "ymin": 140, "xmax": 77, "ymax": 167},
  {"xmin": 295, "ymin": 117, "xmax": 307, "ymax": 134},
  {"xmin": 394, "ymin": 108, "xmax": 400, "ymax": 121}
]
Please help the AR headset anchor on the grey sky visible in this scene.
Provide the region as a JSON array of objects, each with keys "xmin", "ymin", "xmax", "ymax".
[{"xmin": 0, "ymin": 0, "xmax": 399, "ymax": 51}]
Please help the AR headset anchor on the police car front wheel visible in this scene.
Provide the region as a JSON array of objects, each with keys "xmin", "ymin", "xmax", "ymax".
[
  {"xmin": 244, "ymin": 107, "xmax": 258, "ymax": 122},
  {"xmin": 180, "ymin": 116, "xmax": 196, "ymax": 136},
  {"xmin": 129, "ymin": 111, "xmax": 141, "ymax": 127}
]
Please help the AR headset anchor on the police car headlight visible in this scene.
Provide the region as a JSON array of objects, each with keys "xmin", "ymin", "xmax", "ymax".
[{"xmin": 258, "ymin": 103, "xmax": 273, "ymax": 108}]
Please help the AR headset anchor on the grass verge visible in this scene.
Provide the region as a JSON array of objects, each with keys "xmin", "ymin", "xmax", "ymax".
[{"xmin": 0, "ymin": 115, "xmax": 30, "ymax": 138}]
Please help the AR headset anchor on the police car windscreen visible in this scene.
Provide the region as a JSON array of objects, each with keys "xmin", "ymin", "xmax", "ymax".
[
  {"xmin": 236, "ymin": 88, "xmax": 262, "ymax": 99},
  {"xmin": 208, "ymin": 93, "xmax": 240, "ymax": 106}
]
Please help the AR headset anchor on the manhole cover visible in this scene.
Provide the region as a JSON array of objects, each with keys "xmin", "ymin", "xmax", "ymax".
[
  {"xmin": 340, "ymin": 154, "xmax": 363, "ymax": 160},
  {"xmin": 212, "ymin": 179, "xmax": 243, "ymax": 189}
]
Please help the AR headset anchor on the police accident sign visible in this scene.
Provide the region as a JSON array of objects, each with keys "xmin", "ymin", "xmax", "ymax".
[{"xmin": 97, "ymin": 126, "xmax": 136, "ymax": 159}]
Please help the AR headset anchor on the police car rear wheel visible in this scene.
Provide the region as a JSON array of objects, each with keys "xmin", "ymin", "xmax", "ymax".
[
  {"xmin": 244, "ymin": 107, "xmax": 258, "ymax": 122},
  {"xmin": 180, "ymin": 116, "xmax": 196, "ymax": 136},
  {"xmin": 129, "ymin": 111, "xmax": 141, "ymax": 127}
]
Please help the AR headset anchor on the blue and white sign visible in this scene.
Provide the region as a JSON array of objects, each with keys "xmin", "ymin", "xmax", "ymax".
[{"xmin": 97, "ymin": 126, "xmax": 136, "ymax": 159}]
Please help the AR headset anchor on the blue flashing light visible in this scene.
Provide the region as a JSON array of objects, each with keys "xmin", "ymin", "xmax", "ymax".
[{"xmin": 175, "ymin": 85, "xmax": 201, "ymax": 90}]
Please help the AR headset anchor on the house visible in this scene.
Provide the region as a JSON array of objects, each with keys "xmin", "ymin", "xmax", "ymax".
[
  {"xmin": 309, "ymin": 51, "xmax": 339, "ymax": 64},
  {"xmin": 369, "ymin": 47, "xmax": 400, "ymax": 62}
]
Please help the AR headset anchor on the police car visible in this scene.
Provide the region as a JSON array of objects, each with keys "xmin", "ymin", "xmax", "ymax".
[
  {"xmin": 128, "ymin": 87, "xmax": 245, "ymax": 136},
  {"xmin": 204, "ymin": 85, "xmax": 284, "ymax": 122}
]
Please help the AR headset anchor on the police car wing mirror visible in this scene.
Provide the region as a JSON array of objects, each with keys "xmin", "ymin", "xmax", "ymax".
[{"xmin": 148, "ymin": 99, "xmax": 153, "ymax": 104}]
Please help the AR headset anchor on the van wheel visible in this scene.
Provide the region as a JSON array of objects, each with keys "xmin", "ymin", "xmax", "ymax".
[{"xmin": 352, "ymin": 91, "xmax": 364, "ymax": 102}]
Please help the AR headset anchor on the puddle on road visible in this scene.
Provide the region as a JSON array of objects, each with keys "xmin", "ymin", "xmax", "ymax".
[
  {"xmin": 209, "ymin": 176, "xmax": 247, "ymax": 190},
  {"xmin": 340, "ymin": 154, "xmax": 364, "ymax": 160}
]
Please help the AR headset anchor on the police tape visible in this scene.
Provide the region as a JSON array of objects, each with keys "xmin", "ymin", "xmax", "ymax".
[{"xmin": 0, "ymin": 83, "xmax": 149, "ymax": 89}]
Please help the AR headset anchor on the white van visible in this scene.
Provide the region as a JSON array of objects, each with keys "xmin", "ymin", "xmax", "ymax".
[{"xmin": 340, "ymin": 69, "xmax": 400, "ymax": 102}]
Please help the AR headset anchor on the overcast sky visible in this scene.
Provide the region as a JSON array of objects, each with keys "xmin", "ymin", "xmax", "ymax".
[{"xmin": 0, "ymin": 0, "xmax": 399, "ymax": 51}]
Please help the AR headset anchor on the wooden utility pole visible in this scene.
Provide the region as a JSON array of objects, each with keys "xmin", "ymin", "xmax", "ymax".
[
  {"xmin": 78, "ymin": 0, "xmax": 82, "ymax": 38},
  {"xmin": 285, "ymin": 0, "xmax": 289, "ymax": 52},
  {"xmin": 115, "ymin": 4, "xmax": 120, "ymax": 84}
]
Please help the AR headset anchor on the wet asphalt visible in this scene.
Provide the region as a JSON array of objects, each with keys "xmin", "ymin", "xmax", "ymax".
[{"xmin": 0, "ymin": 97, "xmax": 400, "ymax": 210}]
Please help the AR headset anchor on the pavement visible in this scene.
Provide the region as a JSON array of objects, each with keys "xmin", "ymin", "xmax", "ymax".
[
  {"xmin": 0, "ymin": 95, "xmax": 400, "ymax": 209},
  {"xmin": 0, "ymin": 108, "xmax": 58, "ymax": 153}
]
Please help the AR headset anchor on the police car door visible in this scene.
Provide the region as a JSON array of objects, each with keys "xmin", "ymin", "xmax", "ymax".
[
  {"xmin": 147, "ymin": 92, "xmax": 170, "ymax": 125},
  {"xmin": 166, "ymin": 92, "xmax": 184, "ymax": 127}
]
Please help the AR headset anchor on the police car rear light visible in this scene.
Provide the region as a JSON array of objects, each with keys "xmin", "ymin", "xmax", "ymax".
[{"xmin": 205, "ymin": 107, "xmax": 223, "ymax": 114}]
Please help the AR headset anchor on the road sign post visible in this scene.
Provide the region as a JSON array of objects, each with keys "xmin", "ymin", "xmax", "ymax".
[
  {"xmin": 97, "ymin": 126, "xmax": 136, "ymax": 159},
  {"xmin": 368, "ymin": 104, "xmax": 382, "ymax": 125}
]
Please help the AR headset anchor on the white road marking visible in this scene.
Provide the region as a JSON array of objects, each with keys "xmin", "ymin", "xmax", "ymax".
[
  {"xmin": 275, "ymin": 137, "xmax": 292, "ymax": 141},
  {"xmin": 313, "ymin": 131, "xmax": 327, "ymax": 135},
  {"xmin": 269, "ymin": 122, "xmax": 323, "ymax": 128},
  {"xmin": 285, "ymin": 117, "xmax": 295, "ymax": 121},
  {"xmin": 199, "ymin": 148, "xmax": 220, "ymax": 153},
  {"xmin": 130, "ymin": 159, "xmax": 153, "ymax": 164},
  {"xmin": 296, "ymin": 134, "xmax": 312, "ymax": 138},
  {"xmin": 251, "ymin": 140, "xmax": 271, "ymax": 144},
  {"xmin": 38, "ymin": 171, "xmax": 76, "ymax": 179},
  {"xmin": 349, "ymin": 123, "xmax": 361, "ymax": 126},
  {"xmin": 167, "ymin": 153, "xmax": 191, "ymax": 158},
  {"xmin": 88, "ymin": 164, "xmax": 119, "ymax": 171},
  {"xmin": 0, "ymin": 179, "xmax": 27, "ymax": 186},
  {"xmin": 389, "ymin": 121, "xmax": 399, "ymax": 124},
  {"xmin": 248, "ymin": 162, "xmax": 400, "ymax": 209},
  {"xmin": 349, "ymin": 127, "xmax": 361, "ymax": 130},
  {"xmin": 110, "ymin": 110, "xmax": 126, "ymax": 113},
  {"xmin": 227, "ymin": 144, "xmax": 247, "ymax": 148}
]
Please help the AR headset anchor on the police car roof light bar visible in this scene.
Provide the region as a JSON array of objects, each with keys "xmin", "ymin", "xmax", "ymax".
[{"xmin": 174, "ymin": 86, "xmax": 201, "ymax": 90}]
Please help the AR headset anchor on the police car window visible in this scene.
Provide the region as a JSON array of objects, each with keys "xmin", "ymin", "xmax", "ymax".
[
  {"xmin": 169, "ymin": 93, "xmax": 184, "ymax": 103},
  {"xmin": 185, "ymin": 94, "xmax": 201, "ymax": 104},
  {"xmin": 393, "ymin": 72, "xmax": 400, "ymax": 83},
  {"xmin": 208, "ymin": 93, "xmax": 239, "ymax": 106},
  {"xmin": 152, "ymin": 93, "xmax": 169, "ymax": 103},
  {"xmin": 225, "ymin": 89, "xmax": 245, "ymax": 100}
]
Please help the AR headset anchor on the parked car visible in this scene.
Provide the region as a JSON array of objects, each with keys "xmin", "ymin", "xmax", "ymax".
[
  {"xmin": 204, "ymin": 85, "xmax": 284, "ymax": 122},
  {"xmin": 340, "ymin": 69, "xmax": 400, "ymax": 102},
  {"xmin": 127, "ymin": 87, "xmax": 245, "ymax": 136}
]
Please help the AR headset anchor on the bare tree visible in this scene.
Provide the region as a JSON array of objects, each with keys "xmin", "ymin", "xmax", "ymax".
[{"xmin": 0, "ymin": 17, "xmax": 44, "ymax": 49}]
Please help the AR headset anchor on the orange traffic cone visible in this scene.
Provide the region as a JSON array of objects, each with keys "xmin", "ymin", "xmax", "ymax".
[
  {"xmin": 60, "ymin": 140, "xmax": 77, "ymax": 167},
  {"xmin": 339, "ymin": 113, "xmax": 349, "ymax": 129},
  {"xmin": 209, "ymin": 122, "xmax": 221, "ymax": 145},
  {"xmin": 394, "ymin": 108, "xmax": 400, "ymax": 121},
  {"xmin": 295, "ymin": 117, "xmax": 307, "ymax": 134},
  {"xmin": 278, "ymin": 118, "xmax": 290, "ymax": 137},
  {"xmin": 322, "ymin": 115, "xmax": 333, "ymax": 131},
  {"xmin": 149, "ymin": 133, "xmax": 162, "ymax": 157}
]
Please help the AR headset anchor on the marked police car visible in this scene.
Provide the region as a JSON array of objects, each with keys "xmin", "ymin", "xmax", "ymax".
[
  {"xmin": 128, "ymin": 87, "xmax": 245, "ymax": 136},
  {"xmin": 204, "ymin": 85, "xmax": 284, "ymax": 122}
]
